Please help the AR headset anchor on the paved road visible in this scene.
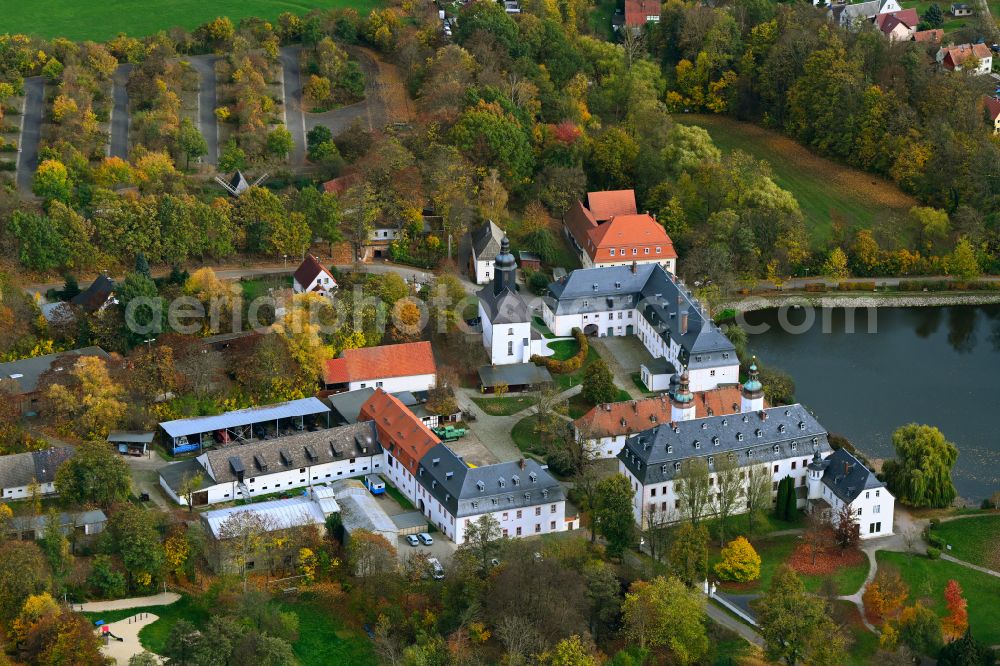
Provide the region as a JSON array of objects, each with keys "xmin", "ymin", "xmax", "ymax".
[
  {"xmin": 188, "ymin": 55, "xmax": 219, "ymax": 164},
  {"xmin": 16, "ymin": 76, "xmax": 44, "ymax": 192},
  {"xmin": 109, "ymin": 64, "xmax": 133, "ymax": 159},
  {"xmin": 77, "ymin": 592, "xmax": 180, "ymax": 613},
  {"xmin": 279, "ymin": 47, "xmax": 306, "ymax": 167},
  {"xmin": 706, "ymin": 600, "xmax": 765, "ymax": 647}
]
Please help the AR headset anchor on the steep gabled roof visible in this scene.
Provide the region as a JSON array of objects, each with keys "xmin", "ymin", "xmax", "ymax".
[
  {"xmin": 293, "ymin": 255, "xmax": 337, "ymax": 290},
  {"xmin": 359, "ymin": 389, "xmax": 440, "ymax": 475},
  {"xmin": 323, "ymin": 342, "xmax": 437, "ymax": 385},
  {"xmin": 586, "ymin": 189, "xmax": 637, "ymax": 220},
  {"xmin": 819, "ymin": 448, "xmax": 885, "ymax": 503},
  {"xmin": 471, "ymin": 220, "xmax": 506, "ymax": 261},
  {"xmin": 984, "ymin": 95, "xmax": 1000, "ymax": 121},
  {"xmin": 876, "ymin": 8, "xmax": 918, "ymax": 29},
  {"xmin": 70, "ymin": 275, "xmax": 115, "ymax": 312}
]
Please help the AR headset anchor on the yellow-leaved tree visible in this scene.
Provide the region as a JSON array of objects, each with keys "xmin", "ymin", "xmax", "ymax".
[
  {"xmin": 714, "ymin": 536, "xmax": 761, "ymax": 583},
  {"xmin": 271, "ymin": 293, "xmax": 333, "ymax": 384},
  {"xmin": 46, "ymin": 356, "xmax": 125, "ymax": 439}
]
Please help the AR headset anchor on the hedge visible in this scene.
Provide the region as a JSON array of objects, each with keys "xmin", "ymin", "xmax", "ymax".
[
  {"xmin": 837, "ymin": 281, "xmax": 877, "ymax": 291},
  {"xmin": 927, "ymin": 547, "xmax": 941, "ymax": 560},
  {"xmin": 804, "ymin": 282, "xmax": 828, "ymax": 292},
  {"xmin": 531, "ymin": 327, "xmax": 588, "ymax": 374}
]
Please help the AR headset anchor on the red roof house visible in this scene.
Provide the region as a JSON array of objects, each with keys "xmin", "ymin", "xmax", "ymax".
[
  {"xmin": 624, "ymin": 0, "xmax": 662, "ymax": 26},
  {"xmin": 913, "ymin": 29, "xmax": 945, "ymax": 43},
  {"xmin": 324, "ymin": 341, "xmax": 437, "ymax": 392},
  {"xmin": 292, "ymin": 255, "xmax": 338, "ymax": 296},
  {"xmin": 359, "ymin": 388, "xmax": 440, "ymax": 477}
]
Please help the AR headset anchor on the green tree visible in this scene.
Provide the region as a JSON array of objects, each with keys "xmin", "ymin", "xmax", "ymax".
[
  {"xmin": 109, "ymin": 504, "xmax": 165, "ymax": 590},
  {"xmin": 623, "ymin": 576, "xmax": 708, "ymax": 663},
  {"xmin": 822, "ymin": 247, "xmax": 850, "ymax": 279},
  {"xmin": 32, "ymin": 159, "xmax": 73, "ymax": 203},
  {"xmin": 774, "ymin": 476, "xmax": 791, "ymax": 520},
  {"xmin": 883, "ymin": 424, "xmax": 958, "ymax": 508},
  {"xmin": 896, "ymin": 602, "xmax": 944, "ymax": 656},
  {"xmin": 10, "ymin": 211, "xmax": 66, "ymax": 271},
  {"xmin": 218, "ymin": 138, "xmax": 247, "ymax": 173},
  {"xmin": 675, "ymin": 457, "xmax": 711, "ymax": 524},
  {"xmin": 54, "ymin": 440, "xmax": 132, "ymax": 508},
  {"xmin": 538, "ymin": 635, "xmax": 597, "ymax": 666},
  {"xmin": 134, "ymin": 252, "xmax": 151, "ymax": 278},
  {"xmin": 306, "ymin": 125, "xmax": 332, "ymax": 160},
  {"xmin": 938, "ymin": 629, "xmax": 996, "ymax": 666},
  {"xmin": 117, "ymin": 271, "xmax": 161, "ymax": 346},
  {"xmin": 582, "ymin": 359, "xmax": 617, "ymax": 405},
  {"xmin": 459, "ymin": 514, "xmax": 505, "ymax": 576},
  {"xmin": 176, "ymin": 117, "xmax": 208, "ymax": 170},
  {"xmin": 266, "ymin": 126, "xmax": 295, "ymax": 160},
  {"xmin": 341, "ymin": 183, "xmax": 379, "ymax": 262},
  {"xmin": 923, "ymin": 3, "xmax": 944, "ymax": 27},
  {"xmin": 668, "ymin": 522, "xmax": 709, "ymax": 586},
  {"xmin": 759, "ymin": 365, "xmax": 795, "ymax": 405},
  {"xmin": 451, "ymin": 102, "xmax": 535, "ymax": 189},
  {"xmin": 755, "ymin": 565, "xmax": 846, "ymax": 666},
  {"xmin": 590, "ymin": 127, "xmax": 639, "ymax": 190},
  {"xmin": 269, "ymin": 211, "xmax": 311, "ymax": 259},
  {"xmin": 594, "ymin": 473, "xmax": 636, "ymax": 558},
  {"xmin": 38, "ymin": 509, "xmax": 73, "ymax": 583},
  {"xmin": 0, "ymin": 541, "xmax": 50, "ymax": 625},
  {"xmin": 86, "ymin": 554, "xmax": 127, "ymax": 599},
  {"xmin": 948, "ymin": 238, "xmax": 980, "ymax": 281}
]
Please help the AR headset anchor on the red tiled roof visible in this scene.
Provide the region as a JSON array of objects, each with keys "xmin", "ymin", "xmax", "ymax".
[
  {"xmin": 624, "ymin": 0, "xmax": 662, "ymax": 26},
  {"xmin": 878, "ymin": 14, "xmax": 911, "ymax": 36},
  {"xmin": 587, "ymin": 214, "xmax": 677, "ymax": 263},
  {"xmin": 321, "ymin": 173, "xmax": 360, "ymax": 194},
  {"xmin": 983, "ymin": 95, "xmax": 1000, "ymax": 120},
  {"xmin": 293, "ymin": 255, "xmax": 337, "ymax": 291},
  {"xmin": 574, "ymin": 386, "xmax": 747, "ymax": 438},
  {"xmin": 913, "ymin": 29, "xmax": 944, "ymax": 42},
  {"xmin": 876, "ymin": 8, "xmax": 918, "ymax": 28},
  {"xmin": 941, "ymin": 43, "xmax": 992, "ymax": 69},
  {"xmin": 564, "ymin": 199, "xmax": 599, "ymax": 249},
  {"xmin": 586, "ymin": 189, "xmax": 637, "ymax": 220},
  {"xmin": 323, "ymin": 341, "xmax": 437, "ymax": 386},
  {"xmin": 359, "ymin": 388, "xmax": 440, "ymax": 474}
]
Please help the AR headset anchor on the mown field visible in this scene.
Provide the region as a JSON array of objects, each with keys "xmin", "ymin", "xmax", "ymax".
[
  {"xmin": 675, "ymin": 114, "xmax": 918, "ymax": 247},
  {"xmin": 932, "ymin": 514, "xmax": 1000, "ymax": 570},
  {"xmin": 5, "ymin": 0, "xmax": 383, "ymax": 42}
]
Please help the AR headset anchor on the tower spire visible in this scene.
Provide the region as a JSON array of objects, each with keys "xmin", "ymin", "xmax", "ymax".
[
  {"xmin": 493, "ymin": 236, "xmax": 516, "ymax": 295},
  {"xmin": 740, "ymin": 356, "xmax": 764, "ymax": 413},
  {"xmin": 670, "ymin": 369, "xmax": 695, "ymax": 421}
]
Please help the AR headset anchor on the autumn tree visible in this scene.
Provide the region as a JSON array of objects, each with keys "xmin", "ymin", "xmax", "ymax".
[
  {"xmin": 46, "ymin": 356, "xmax": 126, "ymax": 439},
  {"xmin": 536, "ymin": 635, "xmax": 597, "ymax": 666},
  {"xmin": 755, "ymin": 565, "xmax": 846, "ymax": 666},
  {"xmin": 883, "ymin": 423, "xmax": 958, "ymax": 508},
  {"xmin": 823, "ymin": 247, "xmax": 850, "ymax": 279},
  {"xmin": 834, "ymin": 502, "xmax": 861, "ymax": 552},
  {"xmin": 217, "ymin": 510, "xmax": 276, "ymax": 592},
  {"xmin": 0, "ymin": 541, "xmax": 50, "ymax": 626},
  {"xmin": 108, "ymin": 504, "xmax": 165, "ymax": 591},
  {"xmin": 623, "ymin": 576, "xmax": 708, "ymax": 663},
  {"xmin": 744, "ymin": 463, "xmax": 772, "ymax": 535},
  {"xmin": 458, "ymin": 514, "xmax": 505, "ymax": 576},
  {"xmin": 675, "ymin": 457, "xmax": 711, "ymax": 524},
  {"xmin": 942, "ymin": 579, "xmax": 969, "ymax": 641},
  {"xmin": 714, "ymin": 536, "xmax": 761, "ymax": 582},
  {"xmin": 669, "ymin": 521, "xmax": 709, "ymax": 586},
  {"xmin": 346, "ymin": 529, "xmax": 397, "ymax": 595},
  {"xmin": 862, "ymin": 566, "xmax": 909, "ymax": 623}
]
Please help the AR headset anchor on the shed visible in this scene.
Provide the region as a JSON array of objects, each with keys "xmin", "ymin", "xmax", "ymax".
[
  {"xmin": 331, "ymin": 479, "xmax": 399, "ymax": 546},
  {"xmin": 478, "ymin": 363, "xmax": 553, "ymax": 393},
  {"xmin": 108, "ymin": 431, "xmax": 154, "ymax": 456},
  {"xmin": 518, "ymin": 251, "xmax": 542, "ymax": 272}
]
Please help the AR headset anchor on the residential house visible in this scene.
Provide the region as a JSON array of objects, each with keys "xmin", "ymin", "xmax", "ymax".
[
  {"xmin": 983, "ymin": 95, "xmax": 1000, "ymax": 133},
  {"xmin": 323, "ymin": 341, "xmax": 437, "ymax": 393},
  {"xmin": 937, "ymin": 43, "xmax": 993, "ymax": 74},
  {"xmin": 292, "ymin": 255, "xmax": 338, "ymax": 297},
  {"xmin": 622, "ymin": 0, "xmax": 662, "ymax": 29},
  {"xmin": 951, "ymin": 2, "xmax": 973, "ymax": 15},
  {"xmin": 618, "ymin": 404, "xmax": 834, "ymax": 528},
  {"xmin": 876, "ymin": 9, "xmax": 918, "ymax": 40},
  {"xmin": 541, "ymin": 263, "xmax": 738, "ymax": 392},
  {"xmin": 70, "ymin": 275, "xmax": 116, "ymax": 313},
  {"xmin": 477, "ymin": 237, "xmax": 545, "ymax": 366},
  {"xmin": 807, "ymin": 448, "xmax": 895, "ymax": 538},
  {"xmin": 0, "ymin": 447, "xmax": 75, "ymax": 500},
  {"xmin": 829, "ymin": 0, "xmax": 902, "ymax": 28},
  {"xmin": 468, "ymin": 220, "xmax": 506, "ymax": 284},
  {"xmin": 913, "ymin": 28, "xmax": 945, "ymax": 44},
  {"xmin": 564, "ymin": 190, "xmax": 677, "ymax": 273},
  {"xmin": 0, "ymin": 346, "xmax": 110, "ymax": 414},
  {"xmin": 158, "ymin": 421, "xmax": 383, "ymax": 506}
]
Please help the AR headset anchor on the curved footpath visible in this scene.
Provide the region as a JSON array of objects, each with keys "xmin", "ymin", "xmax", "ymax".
[{"xmin": 76, "ymin": 591, "xmax": 180, "ymax": 613}]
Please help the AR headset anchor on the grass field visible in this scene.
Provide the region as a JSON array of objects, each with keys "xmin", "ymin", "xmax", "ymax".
[
  {"xmin": 932, "ymin": 514, "xmax": 1000, "ymax": 570},
  {"xmin": 675, "ymin": 114, "xmax": 917, "ymax": 247},
  {"xmin": 5, "ymin": 0, "xmax": 383, "ymax": 42},
  {"xmin": 878, "ymin": 551, "xmax": 1000, "ymax": 645},
  {"xmin": 472, "ymin": 395, "xmax": 534, "ymax": 416}
]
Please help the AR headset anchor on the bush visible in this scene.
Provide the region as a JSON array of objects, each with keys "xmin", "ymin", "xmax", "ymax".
[
  {"xmin": 531, "ymin": 328, "xmax": 588, "ymax": 374},
  {"xmin": 804, "ymin": 282, "xmax": 828, "ymax": 293},
  {"xmin": 838, "ymin": 281, "xmax": 876, "ymax": 291},
  {"xmin": 929, "ymin": 518, "xmax": 940, "ymax": 528},
  {"xmin": 928, "ymin": 533, "xmax": 945, "ymax": 549},
  {"xmin": 927, "ymin": 547, "xmax": 941, "ymax": 560}
]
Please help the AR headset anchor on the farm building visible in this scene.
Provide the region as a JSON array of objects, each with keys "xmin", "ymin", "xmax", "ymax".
[
  {"xmin": 323, "ymin": 341, "xmax": 437, "ymax": 394},
  {"xmin": 0, "ymin": 346, "xmax": 110, "ymax": 415},
  {"xmin": 0, "ymin": 447, "xmax": 75, "ymax": 500}
]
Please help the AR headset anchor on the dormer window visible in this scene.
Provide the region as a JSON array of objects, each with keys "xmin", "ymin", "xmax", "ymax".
[
  {"xmin": 773, "ymin": 444, "xmax": 779, "ymax": 454},
  {"xmin": 661, "ymin": 464, "xmax": 667, "ymax": 475},
  {"xmin": 811, "ymin": 437, "xmax": 819, "ymax": 445},
  {"xmin": 712, "ymin": 437, "xmax": 720, "ymax": 446},
  {"xmin": 498, "ymin": 478, "xmax": 505, "ymax": 488},
  {"xmin": 667, "ymin": 445, "xmax": 673, "ymax": 453},
  {"xmin": 472, "ymin": 501, "xmax": 479, "ymax": 509},
  {"xmin": 791, "ymin": 441, "xmax": 797, "ymax": 450},
  {"xmin": 778, "ymin": 424, "xmax": 786, "ymax": 433},
  {"xmin": 512, "ymin": 475, "xmax": 519, "ymax": 486},
  {"xmin": 736, "ymin": 433, "xmax": 744, "ymax": 442},
  {"xmin": 432, "ymin": 480, "xmax": 437, "ymax": 488},
  {"xmin": 477, "ymin": 480, "xmax": 485, "ymax": 492},
  {"xmin": 746, "ymin": 450, "xmax": 753, "ymax": 458},
  {"xmin": 524, "ymin": 492, "xmax": 531, "ymax": 500},
  {"xmin": 708, "ymin": 456, "xmax": 714, "ymax": 465},
  {"xmin": 798, "ymin": 422, "xmax": 806, "ymax": 430},
  {"xmin": 529, "ymin": 472, "xmax": 537, "ymax": 482},
  {"xmin": 542, "ymin": 489, "xmax": 548, "ymax": 498},
  {"xmin": 674, "ymin": 462, "xmax": 681, "ymax": 471},
  {"xmin": 755, "ymin": 429, "xmax": 763, "ymax": 438},
  {"xmin": 694, "ymin": 440, "xmax": 701, "ymax": 450}
]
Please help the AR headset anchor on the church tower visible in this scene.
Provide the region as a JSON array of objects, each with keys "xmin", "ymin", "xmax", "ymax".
[
  {"xmin": 807, "ymin": 451, "xmax": 826, "ymax": 500},
  {"xmin": 670, "ymin": 370, "xmax": 696, "ymax": 422},
  {"xmin": 493, "ymin": 236, "xmax": 516, "ymax": 295},
  {"xmin": 740, "ymin": 357, "xmax": 765, "ymax": 413}
]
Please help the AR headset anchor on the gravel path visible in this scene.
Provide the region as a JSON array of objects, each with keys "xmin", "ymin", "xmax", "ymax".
[
  {"xmin": 77, "ymin": 592, "xmax": 180, "ymax": 612},
  {"xmin": 187, "ymin": 55, "xmax": 219, "ymax": 164},
  {"xmin": 97, "ymin": 612, "xmax": 161, "ymax": 665},
  {"xmin": 109, "ymin": 64, "xmax": 132, "ymax": 159}
]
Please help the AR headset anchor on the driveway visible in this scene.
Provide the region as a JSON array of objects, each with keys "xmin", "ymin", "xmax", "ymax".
[
  {"xmin": 109, "ymin": 64, "xmax": 133, "ymax": 159},
  {"xmin": 188, "ymin": 55, "xmax": 219, "ymax": 164},
  {"xmin": 16, "ymin": 76, "xmax": 43, "ymax": 192},
  {"xmin": 279, "ymin": 46, "xmax": 306, "ymax": 166},
  {"xmin": 588, "ymin": 335, "xmax": 656, "ymax": 399}
]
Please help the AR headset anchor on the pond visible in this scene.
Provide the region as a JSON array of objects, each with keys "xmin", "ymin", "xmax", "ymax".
[{"xmin": 744, "ymin": 305, "xmax": 1000, "ymax": 502}]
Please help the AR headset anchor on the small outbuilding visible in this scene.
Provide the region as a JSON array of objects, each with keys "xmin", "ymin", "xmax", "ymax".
[
  {"xmin": 108, "ymin": 431, "xmax": 154, "ymax": 457},
  {"xmin": 477, "ymin": 362, "xmax": 553, "ymax": 393}
]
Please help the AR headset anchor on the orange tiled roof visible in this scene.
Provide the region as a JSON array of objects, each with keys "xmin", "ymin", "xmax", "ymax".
[
  {"xmin": 359, "ymin": 388, "xmax": 440, "ymax": 474},
  {"xmin": 913, "ymin": 28, "xmax": 944, "ymax": 42},
  {"xmin": 941, "ymin": 43, "xmax": 992, "ymax": 69},
  {"xmin": 587, "ymin": 214, "xmax": 677, "ymax": 262},
  {"xmin": 984, "ymin": 95, "xmax": 1000, "ymax": 121},
  {"xmin": 323, "ymin": 341, "xmax": 437, "ymax": 385},
  {"xmin": 587, "ymin": 189, "xmax": 637, "ymax": 220},
  {"xmin": 574, "ymin": 386, "xmax": 747, "ymax": 438}
]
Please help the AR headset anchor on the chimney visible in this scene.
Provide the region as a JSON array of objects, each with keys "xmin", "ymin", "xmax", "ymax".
[
  {"xmin": 632, "ymin": 400, "xmax": 638, "ymax": 413},
  {"xmin": 843, "ymin": 461, "xmax": 849, "ymax": 475},
  {"xmin": 631, "ymin": 260, "xmax": 637, "ymax": 274},
  {"xmin": 680, "ymin": 310, "xmax": 689, "ymax": 335},
  {"xmin": 519, "ymin": 458, "xmax": 526, "ymax": 470}
]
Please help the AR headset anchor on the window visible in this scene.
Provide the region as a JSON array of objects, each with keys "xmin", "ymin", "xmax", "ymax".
[
  {"xmin": 550, "ymin": 521, "xmax": 556, "ymax": 529},
  {"xmin": 508, "ymin": 341, "xmax": 513, "ymax": 356},
  {"xmin": 792, "ymin": 461, "xmax": 797, "ymax": 470},
  {"xmin": 360, "ymin": 383, "xmax": 366, "ymax": 388},
  {"xmin": 773, "ymin": 464, "xmax": 779, "ymax": 473},
  {"xmin": 620, "ymin": 248, "xmax": 625, "ymax": 255},
  {"xmin": 674, "ymin": 499, "xmax": 680, "ymax": 509},
  {"xmin": 609, "ymin": 313, "xmax": 614, "ymax": 320},
  {"xmin": 632, "ymin": 248, "xmax": 638, "ymax": 255},
  {"xmin": 376, "ymin": 381, "xmax": 383, "ymax": 388},
  {"xmin": 865, "ymin": 491, "xmax": 869, "ymax": 499},
  {"xmin": 773, "ymin": 481, "xmax": 778, "ymax": 491},
  {"xmin": 502, "ymin": 512, "xmax": 509, "ymax": 521},
  {"xmin": 535, "ymin": 506, "xmax": 541, "ymax": 516},
  {"xmin": 856, "ymin": 508, "xmax": 863, "ymax": 516},
  {"xmin": 508, "ymin": 327, "xmax": 513, "ymax": 335},
  {"xmin": 876, "ymin": 490, "xmax": 880, "ymax": 497},
  {"xmin": 710, "ymin": 370, "xmax": 715, "ymax": 377},
  {"xmin": 656, "ymin": 247, "xmax": 661, "ymax": 254},
  {"xmin": 516, "ymin": 526, "xmax": 523, "ymax": 536},
  {"xmin": 644, "ymin": 248, "xmax": 650, "ymax": 254},
  {"xmin": 534, "ymin": 524, "xmax": 541, "ymax": 533},
  {"xmin": 874, "ymin": 505, "xmax": 881, "ymax": 514},
  {"xmin": 516, "ymin": 510, "xmax": 522, "ymax": 519},
  {"xmin": 550, "ymin": 504, "xmax": 557, "ymax": 513},
  {"xmin": 610, "ymin": 248, "xmax": 616, "ymax": 256},
  {"xmin": 628, "ymin": 311, "xmax": 633, "ymax": 318}
]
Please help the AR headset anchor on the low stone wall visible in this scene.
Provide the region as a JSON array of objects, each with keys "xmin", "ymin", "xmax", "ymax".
[{"xmin": 719, "ymin": 291, "xmax": 1000, "ymax": 314}]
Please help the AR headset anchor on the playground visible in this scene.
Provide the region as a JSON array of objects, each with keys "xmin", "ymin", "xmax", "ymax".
[{"xmin": 95, "ymin": 612, "xmax": 161, "ymax": 664}]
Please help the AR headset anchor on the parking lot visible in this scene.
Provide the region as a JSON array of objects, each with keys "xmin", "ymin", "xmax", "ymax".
[{"xmin": 396, "ymin": 533, "xmax": 457, "ymax": 565}]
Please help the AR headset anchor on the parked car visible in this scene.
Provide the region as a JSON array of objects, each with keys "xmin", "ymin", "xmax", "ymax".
[
  {"xmin": 406, "ymin": 534, "xmax": 420, "ymax": 547},
  {"xmin": 418, "ymin": 532, "xmax": 434, "ymax": 545},
  {"xmin": 428, "ymin": 557, "xmax": 445, "ymax": 580}
]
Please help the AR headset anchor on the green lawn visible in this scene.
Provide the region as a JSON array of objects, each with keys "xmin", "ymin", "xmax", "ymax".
[
  {"xmin": 553, "ymin": 344, "xmax": 601, "ymax": 391},
  {"xmin": 675, "ymin": 114, "xmax": 917, "ymax": 248},
  {"xmin": 241, "ymin": 276, "xmax": 292, "ymax": 302},
  {"xmin": 830, "ymin": 600, "xmax": 880, "ymax": 666},
  {"xmin": 546, "ymin": 339, "xmax": 580, "ymax": 361},
  {"xmin": 511, "ymin": 415, "xmax": 546, "ymax": 457},
  {"xmin": 932, "ymin": 514, "xmax": 1000, "ymax": 571},
  {"xmin": 82, "ymin": 595, "xmax": 210, "ymax": 654},
  {"xmin": 5, "ymin": 0, "xmax": 383, "ymax": 41},
  {"xmin": 532, "ymin": 316, "xmax": 556, "ymax": 339},
  {"xmin": 878, "ymin": 551, "xmax": 1000, "ymax": 645},
  {"xmin": 472, "ymin": 395, "xmax": 534, "ymax": 416}
]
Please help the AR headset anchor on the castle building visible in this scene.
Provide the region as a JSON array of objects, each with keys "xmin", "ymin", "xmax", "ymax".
[
  {"xmin": 807, "ymin": 448, "xmax": 895, "ymax": 538},
  {"xmin": 542, "ymin": 263, "xmax": 738, "ymax": 391}
]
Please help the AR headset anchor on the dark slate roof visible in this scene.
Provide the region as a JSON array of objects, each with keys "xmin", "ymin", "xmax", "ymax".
[
  {"xmin": 416, "ymin": 443, "xmax": 565, "ymax": 518},
  {"xmin": 478, "ymin": 363, "xmax": 553, "ymax": 388},
  {"xmin": 0, "ymin": 447, "xmax": 75, "ymax": 490},
  {"xmin": 107, "ymin": 431, "xmax": 155, "ymax": 444},
  {"xmin": 0, "ymin": 347, "xmax": 110, "ymax": 394},
  {"xmin": 546, "ymin": 264, "xmax": 735, "ymax": 370},
  {"xmin": 478, "ymin": 283, "xmax": 532, "ymax": 325},
  {"xmin": 9, "ymin": 509, "xmax": 107, "ymax": 534},
  {"xmin": 327, "ymin": 388, "xmax": 377, "ymax": 425},
  {"xmin": 471, "ymin": 220, "xmax": 505, "ymax": 260},
  {"xmin": 618, "ymin": 404, "xmax": 831, "ymax": 485},
  {"xmin": 819, "ymin": 448, "xmax": 885, "ymax": 503},
  {"xmin": 70, "ymin": 275, "xmax": 115, "ymax": 312},
  {"xmin": 158, "ymin": 458, "xmax": 213, "ymax": 495},
  {"xmin": 201, "ymin": 421, "xmax": 379, "ymax": 485}
]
